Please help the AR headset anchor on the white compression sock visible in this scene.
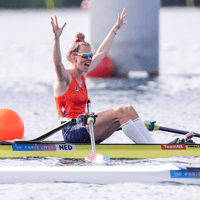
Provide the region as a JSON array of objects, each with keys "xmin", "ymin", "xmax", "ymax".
[
  {"xmin": 133, "ymin": 118, "xmax": 156, "ymax": 144},
  {"xmin": 121, "ymin": 120, "xmax": 148, "ymax": 144}
]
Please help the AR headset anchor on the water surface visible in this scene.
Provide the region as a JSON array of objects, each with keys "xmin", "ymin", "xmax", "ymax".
[{"xmin": 0, "ymin": 7, "xmax": 200, "ymax": 200}]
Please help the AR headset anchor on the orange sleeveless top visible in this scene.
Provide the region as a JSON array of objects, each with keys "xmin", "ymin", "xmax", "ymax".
[{"xmin": 54, "ymin": 74, "xmax": 88, "ymax": 119}]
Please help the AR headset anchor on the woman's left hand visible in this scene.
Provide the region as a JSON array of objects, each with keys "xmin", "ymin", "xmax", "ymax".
[
  {"xmin": 115, "ymin": 8, "xmax": 127, "ymax": 30},
  {"xmin": 186, "ymin": 131, "xmax": 194, "ymax": 137}
]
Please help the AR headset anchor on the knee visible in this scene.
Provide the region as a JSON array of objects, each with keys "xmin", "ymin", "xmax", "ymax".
[
  {"xmin": 114, "ymin": 107, "xmax": 127, "ymax": 118},
  {"xmin": 122, "ymin": 105, "xmax": 137, "ymax": 114}
]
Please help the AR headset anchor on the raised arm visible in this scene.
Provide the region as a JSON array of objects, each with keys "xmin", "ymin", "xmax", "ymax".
[
  {"xmin": 51, "ymin": 16, "xmax": 70, "ymax": 82},
  {"xmin": 88, "ymin": 8, "xmax": 127, "ymax": 73}
]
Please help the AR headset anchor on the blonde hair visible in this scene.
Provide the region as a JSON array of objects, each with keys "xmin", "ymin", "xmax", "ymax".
[{"xmin": 67, "ymin": 32, "xmax": 90, "ymax": 63}]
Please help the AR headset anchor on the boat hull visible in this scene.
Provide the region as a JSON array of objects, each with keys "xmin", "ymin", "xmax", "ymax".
[
  {"xmin": 0, "ymin": 142, "xmax": 200, "ymax": 159},
  {"xmin": 0, "ymin": 164, "xmax": 199, "ymax": 184}
]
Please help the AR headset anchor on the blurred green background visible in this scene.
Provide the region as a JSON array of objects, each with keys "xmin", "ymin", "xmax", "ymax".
[
  {"xmin": 0, "ymin": 0, "xmax": 83, "ymax": 9},
  {"xmin": 1, "ymin": 0, "xmax": 200, "ymax": 9}
]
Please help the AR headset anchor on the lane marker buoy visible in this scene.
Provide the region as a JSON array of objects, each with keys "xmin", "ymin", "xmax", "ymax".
[{"xmin": 0, "ymin": 108, "xmax": 24, "ymax": 141}]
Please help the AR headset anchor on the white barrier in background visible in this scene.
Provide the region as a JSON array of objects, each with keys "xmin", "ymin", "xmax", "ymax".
[{"xmin": 91, "ymin": 0, "xmax": 160, "ymax": 76}]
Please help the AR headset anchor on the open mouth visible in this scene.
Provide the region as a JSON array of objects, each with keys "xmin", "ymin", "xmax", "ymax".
[{"xmin": 84, "ymin": 62, "xmax": 90, "ymax": 67}]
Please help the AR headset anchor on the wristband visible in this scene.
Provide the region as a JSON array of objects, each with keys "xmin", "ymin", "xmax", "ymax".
[{"xmin": 112, "ymin": 30, "xmax": 117, "ymax": 35}]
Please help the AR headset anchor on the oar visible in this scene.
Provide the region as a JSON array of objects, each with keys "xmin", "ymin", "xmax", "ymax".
[
  {"xmin": 14, "ymin": 120, "xmax": 74, "ymax": 143},
  {"xmin": 85, "ymin": 100, "xmax": 110, "ymax": 164},
  {"xmin": 144, "ymin": 121, "xmax": 200, "ymax": 138}
]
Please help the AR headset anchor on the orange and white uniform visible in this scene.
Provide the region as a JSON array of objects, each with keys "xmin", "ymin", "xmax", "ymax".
[
  {"xmin": 55, "ymin": 74, "xmax": 88, "ymax": 120},
  {"xmin": 54, "ymin": 74, "xmax": 90, "ymax": 143}
]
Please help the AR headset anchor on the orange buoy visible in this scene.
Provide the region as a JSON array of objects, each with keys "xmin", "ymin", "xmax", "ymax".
[
  {"xmin": 87, "ymin": 55, "xmax": 114, "ymax": 78},
  {"xmin": 0, "ymin": 108, "xmax": 24, "ymax": 141}
]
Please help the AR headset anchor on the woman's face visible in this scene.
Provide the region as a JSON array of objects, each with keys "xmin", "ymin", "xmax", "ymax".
[{"xmin": 75, "ymin": 45, "xmax": 92, "ymax": 73}]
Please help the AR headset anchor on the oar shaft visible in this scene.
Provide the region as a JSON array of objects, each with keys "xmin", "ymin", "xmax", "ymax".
[
  {"xmin": 87, "ymin": 100, "xmax": 96, "ymax": 153},
  {"xmin": 159, "ymin": 126, "xmax": 200, "ymax": 138},
  {"xmin": 159, "ymin": 126, "xmax": 188, "ymax": 134},
  {"xmin": 15, "ymin": 120, "xmax": 73, "ymax": 143},
  {"xmin": 88, "ymin": 121, "xmax": 96, "ymax": 153}
]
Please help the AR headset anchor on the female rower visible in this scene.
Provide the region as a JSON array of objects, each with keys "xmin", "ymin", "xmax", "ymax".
[{"xmin": 51, "ymin": 8, "xmax": 155, "ymax": 144}]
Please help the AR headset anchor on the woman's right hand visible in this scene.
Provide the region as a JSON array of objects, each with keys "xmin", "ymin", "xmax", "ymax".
[{"xmin": 51, "ymin": 16, "xmax": 66, "ymax": 39}]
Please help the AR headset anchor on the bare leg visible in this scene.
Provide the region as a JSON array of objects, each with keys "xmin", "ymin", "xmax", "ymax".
[
  {"xmin": 122, "ymin": 105, "xmax": 139, "ymax": 120},
  {"xmin": 86, "ymin": 106, "xmax": 149, "ymax": 143},
  {"xmin": 86, "ymin": 107, "xmax": 131, "ymax": 142}
]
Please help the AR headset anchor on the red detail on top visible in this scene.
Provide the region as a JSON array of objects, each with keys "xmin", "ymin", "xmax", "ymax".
[
  {"xmin": 161, "ymin": 144, "xmax": 186, "ymax": 150},
  {"xmin": 54, "ymin": 74, "xmax": 88, "ymax": 119},
  {"xmin": 75, "ymin": 38, "xmax": 84, "ymax": 42}
]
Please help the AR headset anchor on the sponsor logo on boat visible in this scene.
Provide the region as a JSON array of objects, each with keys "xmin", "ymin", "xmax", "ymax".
[
  {"xmin": 12, "ymin": 144, "xmax": 56, "ymax": 151},
  {"xmin": 12, "ymin": 144, "xmax": 76, "ymax": 152},
  {"xmin": 187, "ymin": 145, "xmax": 200, "ymax": 148},
  {"xmin": 161, "ymin": 144, "xmax": 186, "ymax": 150},
  {"xmin": 170, "ymin": 170, "xmax": 200, "ymax": 178},
  {"xmin": 56, "ymin": 144, "xmax": 76, "ymax": 151}
]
